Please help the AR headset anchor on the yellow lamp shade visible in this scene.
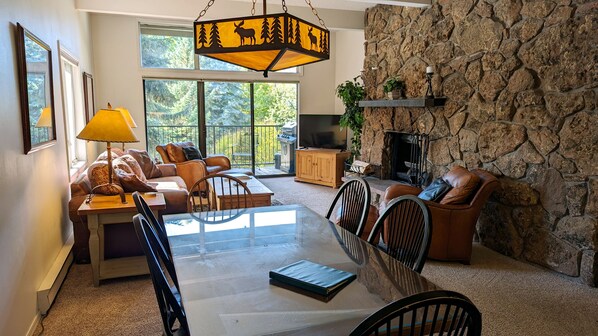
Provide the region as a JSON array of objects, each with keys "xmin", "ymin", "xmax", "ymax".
[
  {"xmin": 115, "ymin": 107, "xmax": 138, "ymax": 128},
  {"xmin": 35, "ymin": 107, "xmax": 53, "ymax": 128},
  {"xmin": 195, "ymin": 13, "xmax": 329, "ymax": 77},
  {"xmin": 77, "ymin": 108, "xmax": 139, "ymax": 143}
]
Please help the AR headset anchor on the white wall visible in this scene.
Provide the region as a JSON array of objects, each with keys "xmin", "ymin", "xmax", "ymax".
[
  {"xmin": 0, "ymin": 0, "xmax": 93, "ymax": 334},
  {"xmin": 90, "ymin": 13, "xmax": 355, "ymax": 149},
  {"xmin": 334, "ymin": 30, "xmax": 366, "ymax": 115}
]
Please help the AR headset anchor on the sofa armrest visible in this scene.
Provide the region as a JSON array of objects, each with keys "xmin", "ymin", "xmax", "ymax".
[
  {"xmin": 380, "ymin": 184, "xmax": 422, "ymax": 211},
  {"xmin": 174, "ymin": 160, "xmax": 209, "ymax": 191},
  {"xmin": 156, "ymin": 163, "xmax": 177, "ymax": 177},
  {"xmin": 204, "ymin": 155, "xmax": 231, "ymax": 169}
]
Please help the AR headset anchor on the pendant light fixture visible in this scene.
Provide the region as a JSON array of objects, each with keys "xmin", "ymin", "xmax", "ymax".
[{"xmin": 194, "ymin": 0, "xmax": 330, "ymax": 77}]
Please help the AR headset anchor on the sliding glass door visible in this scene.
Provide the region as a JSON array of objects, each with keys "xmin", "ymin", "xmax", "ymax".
[{"xmin": 144, "ymin": 79, "xmax": 297, "ymax": 176}]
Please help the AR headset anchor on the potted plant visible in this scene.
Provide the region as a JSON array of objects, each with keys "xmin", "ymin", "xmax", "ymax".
[
  {"xmin": 383, "ymin": 77, "xmax": 405, "ymax": 99},
  {"xmin": 336, "ymin": 76, "xmax": 365, "ymax": 158}
]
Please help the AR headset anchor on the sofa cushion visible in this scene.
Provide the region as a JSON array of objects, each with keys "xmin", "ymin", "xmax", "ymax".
[
  {"xmin": 88, "ymin": 162, "xmax": 122, "ymax": 195},
  {"xmin": 166, "ymin": 141, "xmax": 194, "ymax": 163},
  {"xmin": 115, "ymin": 168, "xmax": 157, "ymax": 192},
  {"xmin": 418, "ymin": 178, "xmax": 452, "ymax": 202},
  {"xmin": 126, "ymin": 149, "xmax": 163, "ymax": 179},
  {"xmin": 182, "ymin": 146, "xmax": 203, "ymax": 161},
  {"xmin": 440, "ymin": 166, "xmax": 480, "ymax": 205}
]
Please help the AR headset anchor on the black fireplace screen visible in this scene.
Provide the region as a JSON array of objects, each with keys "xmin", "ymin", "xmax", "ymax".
[{"xmin": 389, "ymin": 133, "xmax": 429, "ymax": 187}]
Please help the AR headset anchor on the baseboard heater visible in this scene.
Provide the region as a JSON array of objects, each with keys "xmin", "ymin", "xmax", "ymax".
[{"xmin": 37, "ymin": 234, "xmax": 74, "ymax": 315}]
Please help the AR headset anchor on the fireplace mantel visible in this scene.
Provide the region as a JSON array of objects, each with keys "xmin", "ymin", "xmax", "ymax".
[{"xmin": 358, "ymin": 97, "xmax": 446, "ymax": 108}]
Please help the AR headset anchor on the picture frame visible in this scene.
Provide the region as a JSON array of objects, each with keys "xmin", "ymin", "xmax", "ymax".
[
  {"xmin": 15, "ymin": 22, "xmax": 57, "ymax": 154},
  {"xmin": 83, "ymin": 72, "xmax": 95, "ymax": 123}
]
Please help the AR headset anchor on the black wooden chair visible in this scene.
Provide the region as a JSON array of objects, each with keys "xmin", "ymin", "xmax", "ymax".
[
  {"xmin": 132, "ymin": 191, "xmax": 171, "ymax": 255},
  {"xmin": 367, "ymin": 195, "xmax": 432, "ymax": 273},
  {"xmin": 133, "ymin": 214, "xmax": 187, "ymax": 336},
  {"xmin": 188, "ymin": 174, "xmax": 254, "ymax": 212},
  {"xmin": 349, "ymin": 290, "xmax": 482, "ymax": 336},
  {"xmin": 326, "ymin": 177, "xmax": 371, "ymax": 237}
]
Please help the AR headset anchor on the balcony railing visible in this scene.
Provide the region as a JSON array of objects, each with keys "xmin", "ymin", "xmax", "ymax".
[{"xmin": 147, "ymin": 124, "xmax": 284, "ymax": 168}]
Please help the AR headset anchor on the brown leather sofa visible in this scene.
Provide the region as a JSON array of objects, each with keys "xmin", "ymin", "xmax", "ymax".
[
  {"xmin": 156, "ymin": 142, "xmax": 252, "ymax": 191},
  {"xmin": 374, "ymin": 167, "xmax": 498, "ymax": 264},
  {"xmin": 69, "ymin": 149, "xmax": 189, "ymax": 263}
]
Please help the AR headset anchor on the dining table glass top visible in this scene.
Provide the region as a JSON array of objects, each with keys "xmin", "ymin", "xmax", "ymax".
[{"xmin": 164, "ymin": 204, "xmax": 437, "ymax": 336}]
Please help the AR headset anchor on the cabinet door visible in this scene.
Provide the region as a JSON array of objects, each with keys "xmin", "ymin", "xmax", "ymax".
[
  {"xmin": 297, "ymin": 152, "xmax": 315, "ymax": 180},
  {"xmin": 315, "ymin": 154, "xmax": 334, "ymax": 183}
]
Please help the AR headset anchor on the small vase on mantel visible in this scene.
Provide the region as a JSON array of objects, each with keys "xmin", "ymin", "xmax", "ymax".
[{"xmin": 387, "ymin": 90, "xmax": 402, "ymax": 100}]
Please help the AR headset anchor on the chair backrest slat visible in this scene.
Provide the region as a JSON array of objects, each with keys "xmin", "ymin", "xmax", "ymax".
[
  {"xmin": 367, "ymin": 195, "xmax": 432, "ymax": 273},
  {"xmin": 188, "ymin": 174, "xmax": 255, "ymax": 212},
  {"xmin": 350, "ymin": 290, "xmax": 482, "ymax": 336},
  {"xmin": 326, "ymin": 177, "xmax": 371, "ymax": 237}
]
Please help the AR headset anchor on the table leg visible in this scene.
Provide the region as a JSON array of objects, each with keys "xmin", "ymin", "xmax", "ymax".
[{"xmin": 88, "ymin": 214, "xmax": 100, "ymax": 287}]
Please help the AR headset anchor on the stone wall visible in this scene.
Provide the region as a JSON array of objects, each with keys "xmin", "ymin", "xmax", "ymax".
[{"xmin": 361, "ymin": 0, "xmax": 597, "ymax": 285}]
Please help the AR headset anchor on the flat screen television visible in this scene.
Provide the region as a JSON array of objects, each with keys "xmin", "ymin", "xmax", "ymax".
[{"xmin": 299, "ymin": 115, "xmax": 347, "ymax": 150}]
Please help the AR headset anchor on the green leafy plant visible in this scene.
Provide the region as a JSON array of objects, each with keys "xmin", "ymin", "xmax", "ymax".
[
  {"xmin": 383, "ymin": 77, "xmax": 405, "ymax": 93},
  {"xmin": 336, "ymin": 76, "xmax": 365, "ymax": 158}
]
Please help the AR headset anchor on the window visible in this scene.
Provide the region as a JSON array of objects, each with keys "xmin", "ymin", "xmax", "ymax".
[
  {"xmin": 140, "ymin": 24, "xmax": 297, "ymax": 73},
  {"xmin": 59, "ymin": 45, "xmax": 86, "ymax": 177}
]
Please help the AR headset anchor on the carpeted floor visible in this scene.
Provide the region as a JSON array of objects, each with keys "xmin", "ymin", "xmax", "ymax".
[{"xmin": 36, "ymin": 177, "xmax": 598, "ymax": 336}]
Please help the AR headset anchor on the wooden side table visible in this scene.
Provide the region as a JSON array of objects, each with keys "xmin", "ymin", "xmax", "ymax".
[{"xmin": 77, "ymin": 192, "xmax": 166, "ymax": 286}]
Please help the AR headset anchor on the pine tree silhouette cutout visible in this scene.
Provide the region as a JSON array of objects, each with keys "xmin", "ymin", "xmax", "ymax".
[
  {"xmin": 197, "ymin": 23, "xmax": 207, "ymax": 48},
  {"xmin": 322, "ymin": 32, "xmax": 328, "ymax": 54},
  {"xmin": 261, "ymin": 17, "xmax": 270, "ymax": 44},
  {"xmin": 294, "ymin": 20, "xmax": 301, "ymax": 47},
  {"xmin": 319, "ymin": 31, "xmax": 324, "ymax": 52},
  {"xmin": 271, "ymin": 17, "xmax": 282, "ymax": 44},
  {"xmin": 210, "ymin": 23, "xmax": 222, "ymax": 48},
  {"xmin": 287, "ymin": 18, "xmax": 294, "ymax": 44}
]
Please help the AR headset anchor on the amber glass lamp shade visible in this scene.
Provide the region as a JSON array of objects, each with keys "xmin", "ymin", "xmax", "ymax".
[
  {"xmin": 35, "ymin": 107, "xmax": 53, "ymax": 128},
  {"xmin": 195, "ymin": 13, "xmax": 329, "ymax": 77}
]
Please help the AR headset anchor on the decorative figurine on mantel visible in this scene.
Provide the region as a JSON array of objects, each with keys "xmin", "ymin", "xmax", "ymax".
[
  {"xmin": 425, "ymin": 66, "xmax": 434, "ymax": 99},
  {"xmin": 383, "ymin": 76, "xmax": 405, "ymax": 100}
]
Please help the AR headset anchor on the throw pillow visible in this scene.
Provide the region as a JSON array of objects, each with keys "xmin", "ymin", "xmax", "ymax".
[
  {"xmin": 166, "ymin": 141, "xmax": 194, "ymax": 163},
  {"xmin": 182, "ymin": 146, "xmax": 203, "ymax": 160},
  {"xmin": 440, "ymin": 165, "xmax": 481, "ymax": 205},
  {"xmin": 114, "ymin": 154, "xmax": 147, "ymax": 182},
  {"xmin": 87, "ymin": 162, "xmax": 122, "ymax": 195},
  {"xmin": 97, "ymin": 147, "xmax": 125, "ymax": 161},
  {"xmin": 114, "ymin": 168, "xmax": 158, "ymax": 192},
  {"xmin": 126, "ymin": 149, "xmax": 162, "ymax": 179},
  {"xmin": 418, "ymin": 178, "xmax": 452, "ymax": 202}
]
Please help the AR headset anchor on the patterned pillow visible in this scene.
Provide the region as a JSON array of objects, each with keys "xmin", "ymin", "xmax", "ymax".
[
  {"xmin": 87, "ymin": 162, "xmax": 122, "ymax": 195},
  {"xmin": 97, "ymin": 148, "xmax": 125, "ymax": 161},
  {"xmin": 182, "ymin": 146, "xmax": 203, "ymax": 160},
  {"xmin": 114, "ymin": 168, "xmax": 157, "ymax": 192},
  {"xmin": 166, "ymin": 141, "xmax": 194, "ymax": 163},
  {"xmin": 126, "ymin": 149, "xmax": 162, "ymax": 179},
  {"xmin": 113, "ymin": 154, "xmax": 147, "ymax": 182}
]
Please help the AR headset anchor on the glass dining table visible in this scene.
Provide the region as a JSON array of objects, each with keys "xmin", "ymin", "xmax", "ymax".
[{"xmin": 164, "ymin": 204, "xmax": 437, "ymax": 336}]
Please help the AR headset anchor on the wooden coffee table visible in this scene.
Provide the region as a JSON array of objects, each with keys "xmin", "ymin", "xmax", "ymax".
[
  {"xmin": 212, "ymin": 176, "xmax": 274, "ymax": 210},
  {"xmin": 77, "ymin": 192, "xmax": 166, "ymax": 286}
]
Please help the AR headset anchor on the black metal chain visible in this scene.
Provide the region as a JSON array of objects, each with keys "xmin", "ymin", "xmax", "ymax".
[
  {"xmin": 251, "ymin": 0, "xmax": 257, "ymax": 15},
  {"xmin": 195, "ymin": 0, "xmax": 216, "ymax": 21},
  {"xmin": 304, "ymin": 0, "xmax": 327, "ymax": 28},
  {"xmin": 282, "ymin": 0, "xmax": 288, "ymax": 13}
]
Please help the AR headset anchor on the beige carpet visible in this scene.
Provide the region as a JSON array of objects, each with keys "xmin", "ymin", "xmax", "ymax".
[{"xmin": 36, "ymin": 177, "xmax": 598, "ymax": 336}]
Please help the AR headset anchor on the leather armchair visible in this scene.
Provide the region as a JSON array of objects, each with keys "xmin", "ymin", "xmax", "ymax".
[
  {"xmin": 156, "ymin": 143, "xmax": 251, "ymax": 191},
  {"xmin": 380, "ymin": 169, "xmax": 498, "ymax": 264}
]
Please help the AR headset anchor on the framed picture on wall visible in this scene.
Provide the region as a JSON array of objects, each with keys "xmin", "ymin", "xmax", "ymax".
[{"xmin": 82, "ymin": 72, "xmax": 95, "ymax": 123}]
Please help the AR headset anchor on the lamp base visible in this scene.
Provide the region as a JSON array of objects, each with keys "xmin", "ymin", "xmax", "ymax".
[{"xmin": 86, "ymin": 183, "xmax": 127, "ymax": 204}]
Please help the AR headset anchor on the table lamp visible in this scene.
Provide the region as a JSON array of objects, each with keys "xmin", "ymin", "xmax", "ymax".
[
  {"xmin": 77, "ymin": 106, "xmax": 139, "ymax": 203},
  {"xmin": 35, "ymin": 106, "xmax": 53, "ymax": 140},
  {"xmin": 113, "ymin": 105, "xmax": 138, "ymax": 150}
]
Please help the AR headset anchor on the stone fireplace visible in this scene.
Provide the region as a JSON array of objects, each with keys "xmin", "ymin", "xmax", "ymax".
[
  {"xmin": 385, "ymin": 131, "xmax": 429, "ymax": 187},
  {"xmin": 360, "ymin": 2, "xmax": 597, "ymax": 285}
]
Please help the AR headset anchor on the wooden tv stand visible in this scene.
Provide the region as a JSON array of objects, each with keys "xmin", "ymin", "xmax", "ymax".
[{"xmin": 295, "ymin": 148, "xmax": 350, "ymax": 188}]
